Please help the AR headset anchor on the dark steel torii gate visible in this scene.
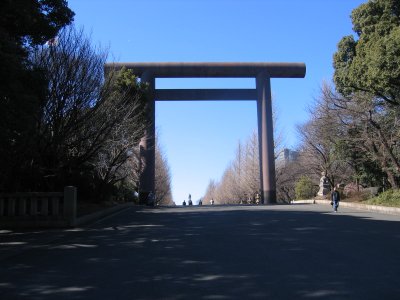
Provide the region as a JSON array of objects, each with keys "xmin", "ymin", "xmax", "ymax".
[{"xmin": 109, "ymin": 62, "xmax": 306, "ymax": 204}]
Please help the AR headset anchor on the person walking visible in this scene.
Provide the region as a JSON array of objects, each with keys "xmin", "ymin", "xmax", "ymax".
[{"xmin": 331, "ymin": 187, "xmax": 340, "ymax": 212}]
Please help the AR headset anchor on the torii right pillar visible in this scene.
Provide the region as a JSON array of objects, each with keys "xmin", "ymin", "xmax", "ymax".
[{"xmin": 256, "ymin": 73, "xmax": 276, "ymax": 204}]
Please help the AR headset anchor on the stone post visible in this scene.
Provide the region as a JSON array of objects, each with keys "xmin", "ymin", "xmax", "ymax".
[{"xmin": 64, "ymin": 186, "xmax": 77, "ymax": 226}]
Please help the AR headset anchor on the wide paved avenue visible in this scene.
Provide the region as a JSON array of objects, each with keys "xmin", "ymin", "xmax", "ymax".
[{"xmin": 1, "ymin": 204, "xmax": 400, "ymax": 299}]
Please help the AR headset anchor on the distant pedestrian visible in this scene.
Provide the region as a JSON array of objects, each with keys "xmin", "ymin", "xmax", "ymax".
[
  {"xmin": 198, "ymin": 199, "xmax": 202, "ymax": 205},
  {"xmin": 188, "ymin": 199, "xmax": 193, "ymax": 205},
  {"xmin": 183, "ymin": 200, "xmax": 186, "ymax": 206},
  {"xmin": 255, "ymin": 192, "xmax": 261, "ymax": 205},
  {"xmin": 331, "ymin": 187, "xmax": 340, "ymax": 212},
  {"xmin": 210, "ymin": 199, "xmax": 214, "ymax": 205},
  {"xmin": 148, "ymin": 192, "xmax": 155, "ymax": 206}
]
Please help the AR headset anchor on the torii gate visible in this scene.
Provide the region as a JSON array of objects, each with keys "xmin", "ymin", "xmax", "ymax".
[{"xmin": 108, "ymin": 62, "xmax": 306, "ymax": 204}]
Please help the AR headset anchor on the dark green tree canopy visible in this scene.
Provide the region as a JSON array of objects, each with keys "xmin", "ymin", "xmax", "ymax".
[
  {"xmin": 0, "ymin": 0, "xmax": 74, "ymax": 47},
  {"xmin": 333, "ymin": 0, "xmax": 400, "ymax": 105},
  {"xmin": 0, "ymin": 0, "xmax": 74, "ymax": 98}
]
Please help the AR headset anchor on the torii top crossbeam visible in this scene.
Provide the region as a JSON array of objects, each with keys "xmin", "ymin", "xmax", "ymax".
[{"xmin": 107, "ymin": 62, "xmax": 306, "ymax": 78}]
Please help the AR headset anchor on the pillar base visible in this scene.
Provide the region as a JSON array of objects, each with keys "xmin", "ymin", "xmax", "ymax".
[
  {"xmin": 139, "ymin": 191, "xmax": 149, "ymax": 205},
  {"xmin": 263, "ymin": 190, "xmax": 277, "ymax": 204}
]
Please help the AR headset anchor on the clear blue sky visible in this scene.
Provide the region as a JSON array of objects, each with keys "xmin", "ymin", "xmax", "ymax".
[{"xmin": 68, "ymin": 0, "xmax": 366, "ymax": 204}]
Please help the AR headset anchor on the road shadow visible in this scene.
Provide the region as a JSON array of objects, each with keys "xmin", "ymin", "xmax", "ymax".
[{"xmin": 1, "ymin": 205, "xmax": 400, "ymax": 299}]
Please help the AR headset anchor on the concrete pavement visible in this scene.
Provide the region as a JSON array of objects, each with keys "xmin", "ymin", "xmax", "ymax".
[{"xmin": 1, "ymin": 204, "xmax": 400, "ymax": 299}]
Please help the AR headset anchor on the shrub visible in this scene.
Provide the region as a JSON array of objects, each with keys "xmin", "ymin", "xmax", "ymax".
[
  {"xmin": 295, "ymin": 176, "xmax": 316, "ymax": 200},
  {"xmin": 365, "ymin": 189, "xmax": 400, "ymax": 207}
]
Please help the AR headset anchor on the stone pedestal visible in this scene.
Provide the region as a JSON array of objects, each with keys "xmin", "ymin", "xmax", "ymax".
[{"xmin": 317, "ymin": 175, "xmax": 330, "ymax": 197}]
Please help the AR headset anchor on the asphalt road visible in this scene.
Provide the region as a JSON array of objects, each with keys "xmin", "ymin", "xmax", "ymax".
[{"xmin": 1, "ymin": 204, "xmax": 400, "ymax": 300}]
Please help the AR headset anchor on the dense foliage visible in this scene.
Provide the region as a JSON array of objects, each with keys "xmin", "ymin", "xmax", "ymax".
[
  {"xmin": 0, "ymin": 0, "xmax": 74, "ymax": 192},
  {"xmin": 332, "ymin": 0, "xmax": 400, "ymax": 189},
  {"xmin": 334, "ymin": 0, "xmax": 400, "ymax": 105}
]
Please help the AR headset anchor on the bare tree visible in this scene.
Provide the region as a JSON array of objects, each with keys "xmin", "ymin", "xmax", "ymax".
[
  {"xmin": 214, "ymin": 166, "xmax": 238, "ymax": 204},
  {"xmin": 31, "ymin": 25, "xmax": 148, "ymax": 199},
  {"xmin": 296, "ymin": 82, "xmax": 355, "ymax": 189},
  {"xmin": 275, "ymin": 158, "xmax": 309, "ymax": 202},
  {"xmin": 320, "ymin": 83, "xmax": 399, "ymax": 188},
  {"xmin": 203, "ymin": 179, "xmax": 218, "ymax": 204},
  {"xmin": 154, "ymin": 142, "xmax": 174, "ymax": 205},
  {"xmin": 242, "ymin": 131, "xmax": 261, "ymax": 200},
  {"xmin": 202, "ymin": 98, "xmax": 286, "ymax": 203}
]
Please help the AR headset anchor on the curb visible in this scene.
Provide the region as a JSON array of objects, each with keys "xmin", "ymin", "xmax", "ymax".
[
  {"xmin": 290, "ymin": 200, "xmax": 315, "ymax": 204},
  {"xmin": 292, "ymin": 199, "xmax": 400, "ymax": 216}
]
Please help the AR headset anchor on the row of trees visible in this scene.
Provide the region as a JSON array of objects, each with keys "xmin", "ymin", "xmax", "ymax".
[
  {"xmin": 202, "ymin": 129, "xmax": 308, "ymax": 204},
  {"xmin": 155, "ymin": 141, "xmax": 174, "ymax": 205},
  {"xmin": 203, "ymin": 0, "xmax": 400, "ymax": 202},
  {"xmin": 203, "ymin": 132, "xmax": 261, "ymax": 204},
  {"xmin": 0, "ymin": 1, "xmax": 173, "ymax": 204}
]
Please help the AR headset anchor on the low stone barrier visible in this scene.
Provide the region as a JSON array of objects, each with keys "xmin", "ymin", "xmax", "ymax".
[
  {"xmin": 290, "ymin": 200, "xmax": 315, "ymax": 204},
  {"xmin": 0, "ymin": 186, "xmax": 77, "ymax": 228},
  {"xmin": 74, "ymin": 202, "xmax": 134, "ymax": 227}
]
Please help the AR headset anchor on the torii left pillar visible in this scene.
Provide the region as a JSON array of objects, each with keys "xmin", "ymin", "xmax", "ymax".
[{"xmin": 139, "ymin": 71, "xmax": 155, "ymax": 204}]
